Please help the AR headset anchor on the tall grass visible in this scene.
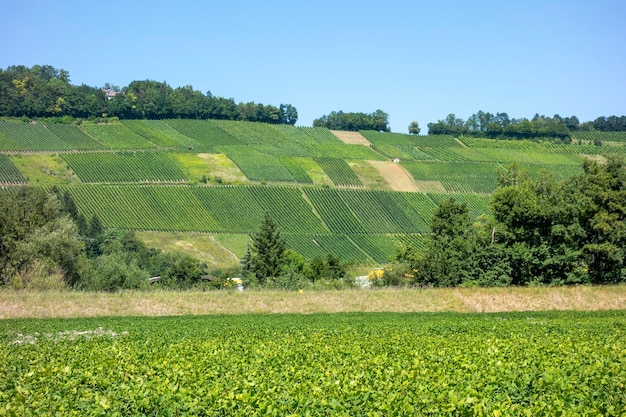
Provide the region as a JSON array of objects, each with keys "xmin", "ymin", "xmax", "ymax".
[{"xmin": 1, "ymin": 285, "xmax": 624, "ymax": 319}]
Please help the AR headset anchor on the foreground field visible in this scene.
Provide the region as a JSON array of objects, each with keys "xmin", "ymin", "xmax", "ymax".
[
  {"xmin": 1, "ymin": 286, "xmax": 625, "ymax": 319},
  {"xmin": 1, "ymin": 311, "xmax": 624, "ymax": 415}
]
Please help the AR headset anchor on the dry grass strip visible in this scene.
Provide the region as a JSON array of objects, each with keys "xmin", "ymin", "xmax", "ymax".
[
  {"xmin": 367, "ymin": 160, "xmax": 419, "ymax": 192},
  {"xmin": 1, "ymin": 286, "xmax": 625, "ymax": 319},
  {"xmin": 330, "ymin": 130, "xmax": 372, "ymax": 145}
]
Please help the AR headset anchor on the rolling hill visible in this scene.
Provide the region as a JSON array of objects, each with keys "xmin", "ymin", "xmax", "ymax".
[{"xmin": 1, "ymin": 118, "xmax": 623, "ymax": 269}]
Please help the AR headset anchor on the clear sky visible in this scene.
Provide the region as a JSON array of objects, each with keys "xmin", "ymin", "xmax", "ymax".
[{"xmin": 1, "ymin": 0, "xmax": 624, "ymax": 132}]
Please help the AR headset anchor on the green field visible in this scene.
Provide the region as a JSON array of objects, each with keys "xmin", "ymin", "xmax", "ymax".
[
  {"xmin": 62, "ymin": 152, "xmax": 188, "ymax": 183},
  {"xmin": 80, "ymin": 122, "xmax": 158, "ymax": 149},
  {"xmin": 1, "ymin": 311, "xmax": 624, "ymax": 415}
]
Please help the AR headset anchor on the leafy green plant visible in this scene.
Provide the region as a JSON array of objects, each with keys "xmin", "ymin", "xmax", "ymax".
[{"xmin": 1, "ymin": 311, "xmax": 624, "ymax": 415}]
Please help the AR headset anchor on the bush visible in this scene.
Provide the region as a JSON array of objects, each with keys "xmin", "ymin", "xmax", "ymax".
[
  {"xmin": 8, "ymin": 259, "xmax": 67, "ymax": 291},
  {"xmin": 81, "ymin": 254, "xmax": 149, "ymax": 292}
]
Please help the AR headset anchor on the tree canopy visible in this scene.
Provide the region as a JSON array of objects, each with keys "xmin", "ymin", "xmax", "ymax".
[
  {"xmin": 313, "ymin": 110, "xmax": 390, "ymax": 132},
  {"xmin": 0, "ymin": 65, "xmax": 298, "ymax": 124},
  {"xmin": 393, "ymin": 157, "xmax": 626, "ymax": 287},
  {"xmin": 427, "ymin": 111, "xmax": 626, "ymax": 141}
]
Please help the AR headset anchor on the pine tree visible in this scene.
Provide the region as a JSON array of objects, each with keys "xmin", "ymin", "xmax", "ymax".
[
  {"xmin": 250, "ymin": 212, "xmax": 286, "ymax": 285},
  {"xmin": 240, "ymin": 244, "xmax": 253, "ymax": 280}
]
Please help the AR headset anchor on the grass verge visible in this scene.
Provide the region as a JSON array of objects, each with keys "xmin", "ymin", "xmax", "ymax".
[{"xmin": 1, "ymin": 285, "xmax": 624, "ymax": 319}]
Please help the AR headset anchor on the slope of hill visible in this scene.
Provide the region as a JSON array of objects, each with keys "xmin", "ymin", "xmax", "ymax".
[{"xmin": 1, "ymin": 119, "xmax": 623, "ymax": 268}]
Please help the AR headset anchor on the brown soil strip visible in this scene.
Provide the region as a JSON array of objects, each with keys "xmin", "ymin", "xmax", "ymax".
[
  {"xmin": 367, "ymin": 160, "xmax": 419, "ymax": 192},
  {"xmin": 330, "ymin": 130, "xmax": 372, "ymax": 145}
]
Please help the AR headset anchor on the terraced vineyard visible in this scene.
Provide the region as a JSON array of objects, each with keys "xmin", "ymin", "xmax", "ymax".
[
  {"xmin": 62, "ymin": 152, "xmax": 187, "ymax": 183},
  {"xmin": 314, "ymin": 158, "xmax": 363, "ymax": 187},
  {"xmin": 572, "ymin": 130, "xmax": 626, "ymax": 143},
  {"xmin": 45, "ymin": 124, "xmax": 107, "ymax": 150},
  {"xmin": 0, "ymin": 155, "xmax": 26, "ymax": 184},
  {"xmin": 122, "ymin": 120, "xmax": 190, "ymax": 148},
  {"xmin": 0, "ymin": 121, "xmax": 74, "ymax": 151},
  {"xmin": 80, "ymin": 122, "xmax": 157, "ymax": 149},
  {"xmin": 217, "ymin": 146, "xmax": 296, "ymax": 182},
  {"xmin": 277, "ymin": 157, "xmax": 314, "ymax": 183},
  {"xmin": 1, "ymin": 118, "xmax": 624, "ymax": 265},
  {"xmin": 402, "ymin": 161, "xmax": 501, "ymax": 193},
  {"xmin": 165, "ymin": 119, "xmax": 240, "ymax": 149}
]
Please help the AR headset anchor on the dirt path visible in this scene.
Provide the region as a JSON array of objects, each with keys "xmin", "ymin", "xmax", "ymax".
[
  {"xmin": 330, "ymin": 130, "xmax": 372, "ymax": 145},
  {"xmin": 367, "ymin": 160, "xmax": 419, "ymax": 192}
]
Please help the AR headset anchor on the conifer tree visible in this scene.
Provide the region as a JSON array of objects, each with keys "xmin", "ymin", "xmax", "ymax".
[{"xmin": 249, "ymin": 212, "xmax": 286, "ymax": 285}]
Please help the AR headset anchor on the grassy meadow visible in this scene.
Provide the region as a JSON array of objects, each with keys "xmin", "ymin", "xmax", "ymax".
[{"xmin": 1, "ymin": 285, "xmax": 625, "ymax": 319}]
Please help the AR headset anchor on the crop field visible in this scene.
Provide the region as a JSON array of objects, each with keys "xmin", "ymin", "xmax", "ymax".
[
  {"xmin": 285, "ymin": 233, "xmax": 416, "ymax": 263},
  {"xmin": 212, "ymin": 120, "xmax": 292, "ymax": 144},
  {"xmin": 305, "ymin": 142, "xmax": 386, "ymax": 160},
  {"xmin": 314, "ymin": 158, "xmax": 363, "ymax": 187},
  {"xmin": 371, "ymin": 144, "xmax": 434, "ymax": 161},
  {"xmin": 288, "ymin": 234, "xmax": 370, "ymax": 262},
  {"xmin": 277, "ymin": 157, "xmax": 314, "ymax": 183},
  {"xmin": 0, "ymin": 155, "xmax": 27, "ymax": 184},
  {"xmin": 361, "ymin": 131, "xmax": 460, "ymax": 148},
  {"xmin": 0, "ymin": 121, "xmax": 75, "ymax": 151},
  {"xmin": 1, "ymin": 311, "xmax": 623, "ymax": 415},
  {"xmin": 79, "ymin": 122, "xmax": 157, "ymax": 149},
  {"xmin": 420, "ymin": 147, "xmax": 473, "ymax": 161},
  {"xmin": 402, "ymin": 162, "xmax": 501, "ymax": 193},
  {"xmin": 572, "ymin": 130, "xmax": 626, "ymax": 143},
  {"xmin": 45, "ymin": 124, "xmax": 107, "ymax": 150},
  {"xmin": 67, "ymin": 183, "xmax": 444, "ymax": 244},
  {"xmin": 121, "ymin": 120, "xmax": 185, "ymax": 148},
  {"xmin": 472, "ymin": 148, "xmax": 583, "ymax": 166},
  {"xmin": 67, "ymin": 185, "xmax": 329, "ymax": 235},
  {"xmin": 67, "ymin": 185, "xmax": 220, "ymax": 231},
  {"xmin": 217, "ymin": 146, "xmax": 296, "ymax": 183},
  {"xmin": 134, "ymin": 120, "xmax": 200, "ymax": 148},
  {"xmin": 164, "ymin": 120, "xmax": 241, "ymax": 149},
  {"xmin": 348, "ymin": 234, "xmax": 408, "ymax": 263},
  {"xmin": 62, "ymin": 152, "xmax": 188, "ymax": 183},
  {"xmin": 428, "ymin": 193, "xmax": 493, "ymax": 220},
  {"xmin": 297, "ymin": 127, "xmax": 343, "ymax": 143}
]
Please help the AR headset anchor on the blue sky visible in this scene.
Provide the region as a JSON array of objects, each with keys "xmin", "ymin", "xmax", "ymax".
[{"xmin": 1, "ymin": 0, "xmax": 624, "ymax": 132}]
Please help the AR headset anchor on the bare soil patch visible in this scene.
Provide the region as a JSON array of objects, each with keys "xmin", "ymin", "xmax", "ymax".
[
  {"xmin": 367, "ymin": 160, "xmax": 419, "ymax": 192},
  {"xmin": 330, "ymin": 130, "xmax": 372, "ymax": 146}
]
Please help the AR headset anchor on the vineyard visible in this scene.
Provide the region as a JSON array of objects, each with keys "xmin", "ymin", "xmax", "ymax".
[
  {"xmin": 0, "ymin": 118, "xmax": 624, "ymax": 265},
  {"xmin": 79, "ymin": 122, "xmax": 157, "ymax": 149},
  {"xmin": 61, "ymin": 152, "xmax": 188, "ymax": 183},
  {"xmin": 572, "ymin": 130, "xmax": 626, "ymax": 143},
  {"xmin": 402, "ymin": 161, "xmax": 501, "ymax": 193},
  {"xmin": 314, "ymin": 158, "xmax": 363, "ymax": 187},
  {"xmin": 216, "ymin": 146, "xmax": 297, "ymax": 183},
  {"xmin": 1, "ymin": 311, "xmax": 624, "ymax": 415},
  {"xmin": 0, "ymin": 155, "xmax": 26, "ymax": 184}
]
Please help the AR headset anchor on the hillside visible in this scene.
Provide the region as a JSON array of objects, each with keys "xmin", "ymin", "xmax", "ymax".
[{"xmin": 1, "ymin": 118, "xmax": 624, "ymax": 269}]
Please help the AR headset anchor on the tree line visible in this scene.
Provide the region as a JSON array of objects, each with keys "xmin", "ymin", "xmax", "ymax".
[
  {"xmin": 0, "ymin": 187, "xmax": 211, "ymax": 291},
  {"xmin": 313, "ymin": 110, "xmax": 390, "ymax": 132},
  {"xmin": 0, "ymin": 65, "xmax": 298, "ymax": 124},
  {"xmin": 377, "ymin": 157, "xmax": 626, "ymax": 287},
  {"xmin": 427, "ymin": 111, "xmax": 626, "ymax": 141}
]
